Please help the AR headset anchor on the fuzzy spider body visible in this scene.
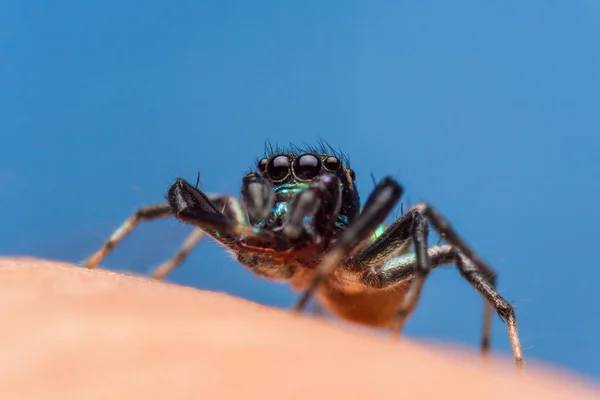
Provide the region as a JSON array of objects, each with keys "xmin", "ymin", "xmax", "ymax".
[
  {"xmin": 221, "ymin": 152, "xmax": 402, "ymax": 327},
  {"xmin": 83, "ymin": 143, "xmax": 525, "ymax": 369}
]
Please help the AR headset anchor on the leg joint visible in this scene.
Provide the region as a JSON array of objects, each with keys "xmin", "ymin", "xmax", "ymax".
[
  {"xmin": 134, "ymin": 204, "xmax": 172, "ymax": 220},
  {"xmin": 495, "ymin": 300, "xmax": 515, "ymax": 322},
  {"xmin": 362, "ymin": 268, "xmax": 386, "ymax": 288}
]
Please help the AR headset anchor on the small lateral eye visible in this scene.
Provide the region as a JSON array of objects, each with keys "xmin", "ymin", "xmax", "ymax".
[
  {"xmin": 348, "ymin": 169, "xmax": 356, "ymax": 181},
  {"xmin": 257, "ymin": 158, "xmax": 268, "ymax": 174},
  {"xmin": 323, "ymin": 156, "xmax": 341, "ymax": 171},
  {"xmin": 266, "ymin": 155, "xmax": 291, "ymax": 182},
  {"xmin": 293, "ymin": 154, "xmax": 322, "ymax": 180}
]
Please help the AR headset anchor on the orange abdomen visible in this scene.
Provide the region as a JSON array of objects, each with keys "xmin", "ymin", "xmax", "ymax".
[{"xmin": 316, "ymin": 285, "xmax": 408, "ymax": 328}]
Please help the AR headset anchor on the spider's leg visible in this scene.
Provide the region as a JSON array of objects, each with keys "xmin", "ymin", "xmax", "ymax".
[
  {"xmin": 454, "ymin": 254, "xmax": 522, "ymax": 368},
  {"xmin": 350, "ymin": 209, "xmax": 438, "ymax": 335},
  {"xmin": 394, "ymin": 204, "xmax": 497, "ymax": 337},
  {"xmin": 82, "ymin": 204, "xmax": 172, "ymax": 269},
  {"xmin": 350, "ymin": 208, "xmax": 495, "ymax": 357},
  {"xmin": 361, "ymin": 244, "xmax": 524, "ymax": 369},
  {"xmin": 346, "ymin": 209, "xmax": 420, "ymax": 271},
  {"xmin": 150, "ymin": 194, "xmax": 248, "ymax": 280},
  {"xmin": 168, "ymin": 178, "xmax": 289, "ymax": 250},
  {"xmin": 310, "ymin": 299, "xmax": 327, "ymax": 317},
  {"xmin": 361, "ymin": 244, "xmax": 455, "ymax": 287},
  {"xmin": 293, "ymin": 177, "xmax": 403, "ymax": 311},
  {"xmin": 413, "ymin": 201, "xmax": 522, "ymax": 368},
  {"xmin": 413, "ymin": 202, "xmax": 496, "ymax": 280},
  {"xmin": 390, "ymin": 202, "xmax": 522, "ymax": 369},
  {"xmin": 149, "ymin": 228, "xmax": 206, "ymax": 279}
]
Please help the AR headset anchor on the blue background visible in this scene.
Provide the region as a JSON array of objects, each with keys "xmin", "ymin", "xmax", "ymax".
[{"xmin": 2, "ymin": 1, "xmax": 599, "ymax": 379}]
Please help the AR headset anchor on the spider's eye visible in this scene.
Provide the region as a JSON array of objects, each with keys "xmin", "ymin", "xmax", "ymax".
[
  {"xmin": 257, "ymin": 158, "xmax": 268, "ymax": 174},
  {"xmin": 266, "ymin": 155, "xmax": 291, "ymax": 182},
  {"xmin": 293, "ymin": 154, "xmax": 322, "ymax": 180},
  {"xmin": 348, "ymin": 169, "xmax": 356, "ymax": 181},
  {"xmin": 323, "ymin": 156, "xmax": 341, "ymax": 171}
]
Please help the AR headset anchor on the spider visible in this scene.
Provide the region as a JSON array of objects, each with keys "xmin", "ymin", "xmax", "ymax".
[{"xmin": 83, "ymin": 143, "xmax": 524, "ymax": 369}]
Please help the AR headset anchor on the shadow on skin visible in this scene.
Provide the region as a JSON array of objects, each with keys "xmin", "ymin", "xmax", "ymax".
[{"xmin": 0, "ymin": 257, "xmax": 598, "ymax": 399}]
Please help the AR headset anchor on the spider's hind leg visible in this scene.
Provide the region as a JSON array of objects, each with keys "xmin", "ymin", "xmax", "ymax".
[
  {"xmin": 83, "ymin": 184, "xmax": 249, "ymax": 279},
  {"xmin": 82, "ymin": 204, "xmax": 173, "ymax": 270},
  {"xmin": 390, "ymin": 204, "xmax": 497, "ymax": 341},
  {"xmin": 149, "ymin": 228, "xmax": 206, "ymax": 279},
  {"xmin": 376, "ymin": 203, "xmax": 524, "ymax": 369},
  {"xmin": 150, "ymin": 193, "xmax": 249, "ymax": 280}
]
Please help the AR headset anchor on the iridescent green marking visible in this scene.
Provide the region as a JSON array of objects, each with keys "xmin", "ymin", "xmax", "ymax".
[
  {"xmin": 370, "ymin": 224, "xmax": 386, "ymax": 241},
  {"xmin": 335, "ymin": 215, "xmax": 349, "ymax": 229},
  {"xmin": 380, "ymin": 245, "xmax": 443, "ymax": 273},
  {"xmin": 272, "ymin": 202, "xmax": 289, "ymax": 218},
  {"xmin": 271, "ymin": 184, "xmax": 353, "ymax": 229},
  {"xmin": 273, "ymin": 182, "xmax": 310, "ymax": 194}
]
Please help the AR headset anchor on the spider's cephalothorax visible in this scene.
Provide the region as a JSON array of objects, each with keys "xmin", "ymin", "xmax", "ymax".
[
  {"xmin": 234, "ymin": 151, "xmax": 360, "ymax": 270},
  {"xmin": 254, "ymin": 152, "xmax": 359, "ymax": 230},
  {"xmin": 82, "ymin": 143, "xmax": 525, "ymax": 370}
]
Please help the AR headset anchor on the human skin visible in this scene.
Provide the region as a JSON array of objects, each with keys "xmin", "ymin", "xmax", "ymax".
[{"xmin": 0, "ymin": 258, "xmax": 598, "ymax": 399}]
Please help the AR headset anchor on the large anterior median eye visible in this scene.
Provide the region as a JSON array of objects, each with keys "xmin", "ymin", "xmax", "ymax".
[
  {"xmin": 293, "ymin": 154, "xmax": 322, "ymax": 180},
  {"xmin": 266, "ymin": 155, "xmax": 291, "ymax": 182}
]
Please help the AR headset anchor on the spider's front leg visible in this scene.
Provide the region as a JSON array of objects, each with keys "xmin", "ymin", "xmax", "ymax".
[
  {"xmin": 294, "ymin": 177, "xmax": 404, "ymax": 311},
  {"xmin": 82, "ymin": 204, "xmax": 173, "ymax": 270},
  {"xmin": 81, "ymin": 185, "xmax": 249, "ymax": 278},
  {"xmin": 168, "ymin": 178, "xmax": 290, "ymax": 251},
  {"xmin": 150, "ymin": 193, "xmax": 249, "ymax": 279}
]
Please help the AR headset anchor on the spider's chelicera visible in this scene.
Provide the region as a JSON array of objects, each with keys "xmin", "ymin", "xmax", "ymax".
[{"xmin": 83, "ymin": 142, "xmax": 524, "ymax": 369}]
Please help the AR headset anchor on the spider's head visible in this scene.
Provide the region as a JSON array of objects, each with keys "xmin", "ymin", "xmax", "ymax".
[{"xmin": 254, "ymin": 150, "xmax": 361, "ymax": 224}]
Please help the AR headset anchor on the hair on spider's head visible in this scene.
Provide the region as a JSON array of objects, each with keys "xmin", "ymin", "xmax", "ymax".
[{"xmin": 258, "ymin": 138, "xmax": 350, "ymax": 167}]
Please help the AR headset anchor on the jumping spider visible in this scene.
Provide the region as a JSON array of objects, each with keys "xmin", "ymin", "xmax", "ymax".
[{"xmin": 83, "ymin": 143, "xmax": 524, "ymax": 369}]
